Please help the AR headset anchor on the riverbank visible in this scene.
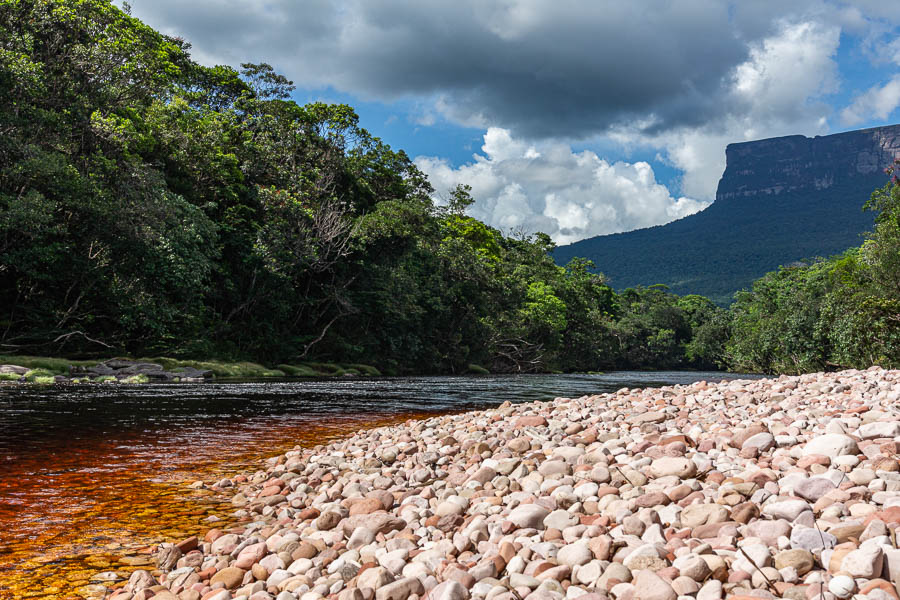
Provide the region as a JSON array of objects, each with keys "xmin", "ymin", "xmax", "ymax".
[
  {"xmin": 0, "ymin": 356, "xmax": 383, "ymax": 384},
  {"xmin": 94, "ymin": 366, "xmax": 900, "ymax": 600}
]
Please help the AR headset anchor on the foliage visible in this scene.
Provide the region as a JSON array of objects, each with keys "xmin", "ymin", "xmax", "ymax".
[
  {"xmin": 723, "ymin": 163, "xmax": 900, "ymax": 373},
  {"xmin": 0, "ymin": 0, "xmax": 731, "ymax": 374},
  {"xmin": 552, "ymin": 178, "xmax": 880, "ymax": 306}
]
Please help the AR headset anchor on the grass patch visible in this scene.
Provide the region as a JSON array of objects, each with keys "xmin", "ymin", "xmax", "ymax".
[
  {"xmin": 467, "ymin": 364, "xmax": 490, "ymax": 375},
  {"xmin": 302, "ymin": 361, "xmax": 344, "ymax": 375},
  {"xmin": 93, "ymin": 376, "xmax": 117, "ymax": 383},
  {"xmin": 24, "ymin": 368, "xmax": 55, "ymax": 382},
  {"xmin": 0, "ymin": 355, "xmax": 380, "ymax": 381},
  {"xmin": 120, "ymin": 374, "xmax": 150, "ymax": 384},
  {"xmin": 346, "ymin": 363, "xmax": 381, "ymax": 376},
  {"xmin": 143, "ymin": 358, "xmax": 284, "ymax": 378},
  {"xmin": 0, "ymin": 355, "xmax": 99, "ymax": 375},
  {"xmin": 0, "ymin": 372, "xmax": 22, "ymax": 381},
  {"xmin": 277, "ymin": 364, "xmax": 320, "ymax": 377}
]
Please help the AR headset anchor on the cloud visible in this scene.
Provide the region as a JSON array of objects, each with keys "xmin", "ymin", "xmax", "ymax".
[
  {"xmin": 416, "ymin": 128, "xmax": 709, "ymax": 245},
  {"xmin": 122, "ymin": 0, "xmax": 776, "ymax": 138},
  {"xmin": 609, "ymin": 19, "xmax": 840, "ymax": 199},
  {"xmin": 841, "ymin": 75, "xmax": 900, "ymax": 125},
  {"xmin": 120, "ymin": 0, "xmax": 899, "ymax": 241}
]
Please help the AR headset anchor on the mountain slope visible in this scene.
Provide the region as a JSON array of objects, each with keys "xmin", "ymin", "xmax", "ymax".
[{"xmin": 553, "ymin": 125, "xmax": 900, "ymax": 304}]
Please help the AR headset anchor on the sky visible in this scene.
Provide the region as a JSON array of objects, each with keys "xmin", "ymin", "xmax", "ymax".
[{"xmin": 122, "ymin": 0, "xmax": 900, "ymax": 245}]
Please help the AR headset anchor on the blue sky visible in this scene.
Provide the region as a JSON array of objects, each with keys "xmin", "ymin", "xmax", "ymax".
[{"xmin": 125, "ymin": 0, "xmax": 900, "ymax": 244}]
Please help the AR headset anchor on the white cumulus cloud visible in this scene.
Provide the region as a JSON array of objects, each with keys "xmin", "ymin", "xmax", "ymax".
[
  {"xmin": 841, "ymin": 75, "xmax": 900, "ymax": 125},
  {"xmin": 611, "ymin": 19, "xmax": 840, "ymax": 200},
  {"xmin": 416, "ymin": 128, "xmax": 709, "ymax": 245}
]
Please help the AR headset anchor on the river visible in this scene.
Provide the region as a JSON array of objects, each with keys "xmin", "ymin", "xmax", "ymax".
[{"xmin": 0, "ymin": 371, "xmax": 763, "ymax": 599}]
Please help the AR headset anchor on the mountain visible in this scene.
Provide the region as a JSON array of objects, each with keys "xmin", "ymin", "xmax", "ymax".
[{"xmin": 553, "ymin": 124, "xmax": 900, "ymax": 305}]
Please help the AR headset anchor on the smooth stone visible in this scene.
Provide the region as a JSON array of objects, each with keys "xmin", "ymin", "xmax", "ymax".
[
  {"xmin": 509, "ymin": 505, "xmax": 551, "ymax": 529},
  {"xmin": 774, "ymin": 549, "xmax": 814, "ymax": 575},
  {"xmin": 828, "ymin": 575, "xmax": 856, "ymax": 599},
  {"xmin": 763, "ymin": 499, "xmax": 812, "ymax": 521},
  {"xmin": 697, "ymin": 580, "xmax": 722, "ymax": 600},
  {"xmin": 557, "ymin": 542, "xmax": 593, "ymax": 567},
  {"xmin": 859, "ymin": 422, "xmax": 900, "ymax": 440},
  {"xmin": 427, "ymin": 581, "xmax": 470, "ymax": 600},
  {"xmin": 802, "ymin": 434, "xmax": 858, "ymax": 458},
  {"xmin": 794, "ymin": 478, "xmax": 837, "ymax": 503},
  {"xmin": 743, "ymin": 433, "xmax": 776, "ymax": 453},
  {"xmin": 375, "ymin": 577, "xmax": 425, "ymax": 600},
  {"xmin": 681, "ymin": 504, "xmax": 729, "ymax": 528},
  {"xmin": 633, "ymin": 569, "xmax": 677, "ymax": 600},
  {"xmin": 672, "ymin": 554, "xmax": 711, "ymax": 582},
  {"xmin": 649, "ymin": 457, "xmax": 697, "ymax": 479},
  {"xmin": 544, "ymin": 510, "xmax": 579, "ymax": 530},
  {"xmin": 597, "ymin": 563, "xmax": 633, "ymax": 591},
  {"xmin": 210, "ymin": 566, "xmax": 246, "ymax": 589},
  {"xmin": 790, "ymin": 527, "xmax": 837, "ymax": 552},
  {"xmin": 841, "ymin": 545, "xmax": 884, "ymax": 578}
]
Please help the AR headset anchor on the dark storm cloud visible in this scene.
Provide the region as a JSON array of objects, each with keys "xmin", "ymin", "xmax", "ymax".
[{"xmin": 124, "ymin": 0, "xmax": 791, "ymax": 139}]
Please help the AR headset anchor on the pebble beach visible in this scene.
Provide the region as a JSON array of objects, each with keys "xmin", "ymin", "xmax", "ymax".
[{"xmin": 107, "ymin": 367, "xmax": 900, "ymax": 600}]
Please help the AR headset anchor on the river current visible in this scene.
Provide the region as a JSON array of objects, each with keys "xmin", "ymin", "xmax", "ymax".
[{"xmin": 0, "ymin": 372, "xmax": 763, "ymax": 599}]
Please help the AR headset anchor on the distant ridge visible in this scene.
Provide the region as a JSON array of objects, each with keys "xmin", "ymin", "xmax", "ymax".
[{"xmin": 553, "ymin": 124, "xmax": 900, "ymax": 304}]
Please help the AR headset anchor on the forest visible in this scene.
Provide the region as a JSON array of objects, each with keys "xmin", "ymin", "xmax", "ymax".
[
  {"xmin": 2, "ymin": 0, "xmax": 899, "ymax": 376},
  {"xmin": 0, "ymin": 0, "xmax": 733, "ymax": 375}
]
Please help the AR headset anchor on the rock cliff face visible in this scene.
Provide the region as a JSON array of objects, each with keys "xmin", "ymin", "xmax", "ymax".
[
  {"xmin": 553, "ymin": 125, "xmax": 900, "ymax": 304},
  {"xmin": 717, "ymin": 125, "xmax": 900, "ymax": 202}
]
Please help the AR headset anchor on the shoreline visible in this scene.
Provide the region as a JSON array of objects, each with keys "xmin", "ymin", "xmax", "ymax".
[
  {"xmin": 0, "ymin": 357, "xmax": 385, "ymax": 385},
  {"xmin": 96, "ymin": 368, "xmax": 900, "ymax": 600},
  {"xmin": 0, "ymin": 356, "xmax": 755, "ymax": 387}
]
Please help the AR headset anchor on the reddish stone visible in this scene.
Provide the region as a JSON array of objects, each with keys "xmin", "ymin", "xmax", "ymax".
[
  {"xmin": 797, "ymin": 455, "xmax": 831, "ymax": 469},
  {"xmin": 296, "ymin": 507, "xmax": 321, "ymax": 521},
  {"xmin": 579, "ymin": 514, "xmax": 605, "ymax": 526},
  {"xmin": 881, "ymin": 441, "xmax": 899, "ymax": 454},
  {"xmin": 727, "ymin": 571, "xmax": 752, "ymax": 584},
  {"xmin": 731, "ymin": 502, "xmax": 760, "ymax": 524},
  {"xmin": 531, "ymin": 561, "xmax": 556, "ymax": 578},
  {"xmin": 543, "ymin": 528, "xmax": 563, "ymax": 541},
  {"xmin": 349, "ymin": 498, "xmax": 384, "ymax": 516},
  {"xmin": 692, "ymin": 521, "xmax": 738, "ymax": 539},
  {"xmin": 203, "ymin": 529, "xmax": 222, "ymax": 543},
  {"xmin": 867, "ymin": 506, "xmax": 900, "ymax": 525},
  {"xmin": 515, "ymin": 416, "xmax": 548, "ymax": 428},
  {"xmin": 860, "ymin": 579, "xmax": 899, "ymax": 600},
  {"xmin": 677, "ymin": 491, "xmax": 705, "ymax": 507},
  {"xmin": 595, "ymin": 486, "xmax": 619, "ymax": 499},
  {"xmin": 698, "ymin": 440, "xmax": 715, "ymax": 453},
  {"xmin": 706, "ymin": 471, "xmax": 725, "ymax": 484},
  {"xmin": 746, "ymin": 470, "xmax": 777, "ymax": 486},
  {"xmin": 657, "ymin": 566, "xmax": 679, "ymax": 582},
  {"xmin": 175, "ymin": 536, "xmax": 199, "ymax": 553},
  {"xmin": 659, "ymin": 435, "xmax": 697, "ymax": 448}
]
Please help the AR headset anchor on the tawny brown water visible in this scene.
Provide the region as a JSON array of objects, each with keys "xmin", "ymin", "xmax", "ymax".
[
  {"xmin": 0, "ymin": 373, "xmax": 756, "ymax": 598},
  {"xmin": 0, "ymin": 404, "xmax": 415, "ymax": 599}
]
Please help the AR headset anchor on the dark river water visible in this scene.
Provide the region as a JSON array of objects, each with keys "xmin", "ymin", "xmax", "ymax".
[{"xmin": 0, "ymin": 371, "xmax": 761, "ymax": 599}]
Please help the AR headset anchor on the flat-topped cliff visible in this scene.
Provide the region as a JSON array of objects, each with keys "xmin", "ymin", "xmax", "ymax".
[
  {"xmin": 717, "ymin": 125, "xmax": 900, "ymax": 202},
  {"xmin": 554, "ymin": 125, "xmax": 900, "ymax": 304}
]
